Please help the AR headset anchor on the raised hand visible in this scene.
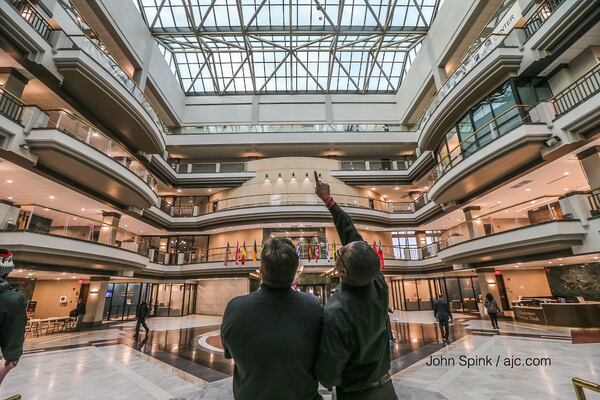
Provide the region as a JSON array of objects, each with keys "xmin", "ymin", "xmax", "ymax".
[{"xmin": 314, "ymin": 171, "xmax": 331, "ymax": 203}]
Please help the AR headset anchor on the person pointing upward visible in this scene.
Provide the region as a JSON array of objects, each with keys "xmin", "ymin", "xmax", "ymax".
[{"xmin": 314, "ymin": 172, "xmax": 398, "ymax": 400}]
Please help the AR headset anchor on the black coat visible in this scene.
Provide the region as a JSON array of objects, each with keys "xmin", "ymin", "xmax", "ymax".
[
  {"xmin": 433, "ymin": 298, "xmax": 452, "ymax": 321},
  {"xmin": 0, "ymin": 280, "xmax": 27, "ymax": 362},
  {"xmin": 315, "ymin": 203, "xmax": 392, "ymax": 394},
  {"xmin": 75, "ymin": 302, "xmax": 87, "ymax": 316},
  {"xmin": 137, "ymin": 302, "xmax": 149, "ymax": 319},
  {"xmin": 221, "ymin": 284, "xmax": 323, "ymax": 400}
]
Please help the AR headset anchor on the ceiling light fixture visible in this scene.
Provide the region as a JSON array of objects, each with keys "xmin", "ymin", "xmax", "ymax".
[
  {"xmin": 49, "ymin": 195, "xmax": 55, "ymax": 199},
  {"xmin": 6, "ymin": 179, "xmax": 13, "ymax": 183}
]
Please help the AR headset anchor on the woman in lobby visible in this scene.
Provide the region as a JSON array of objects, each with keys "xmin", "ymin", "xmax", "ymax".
[{"xmin": 484, "ymin": 293, "xmax": 500, "ymax": 330}]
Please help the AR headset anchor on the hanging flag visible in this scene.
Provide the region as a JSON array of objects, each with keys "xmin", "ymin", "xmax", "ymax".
[
  {"xmin": 378, "ymin": 240, "xmax": 385, "ymax": 270},
  {"xmin": 325, "ymin": 240, "xmax": 331, "ymax": 262},
  {"xmin": 372, "ymin": 241, "xmax": 378, "ymax": 253},
  {"xmin": 235, "ymin": 241, "xmax": 240, "ymax": 265},
  {"xmin": 332, "ymin": 241, "xmax": 337, "ymax": 261},
  {"xmin": 314, "ymin": 242, "xmax": 319, "ymax": 263},
  {"xmin": 295, "ymin": 240, "xmax": 301, "ymax": 257},
  {"xmin": 224, "ymin": 242, "xmax": 230, "ymax": 266},
  {"xmin": 252, "ymin": 240, "xmax": 258, "ymax": 263},
  {"xmin": 307, "ymin": 242, "xmax": 312, "ymax": 262},
  {"xmin": 241, "ymin": 241, "xmax": 247, "ymax": 266}
]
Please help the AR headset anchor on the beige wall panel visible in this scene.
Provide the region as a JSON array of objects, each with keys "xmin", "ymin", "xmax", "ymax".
[
  {"xmin": 196, "ymin": 278, "xmax": 250, "ymax": 316},
  {"xmin": 31, "ymin": 279, "xmax": 81, "ymax": 318}
]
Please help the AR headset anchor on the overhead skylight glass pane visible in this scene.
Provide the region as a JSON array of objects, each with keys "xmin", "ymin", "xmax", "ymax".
[{"xmin": 133, "ymin": 0, "xmax": 440, "ymax": 95}]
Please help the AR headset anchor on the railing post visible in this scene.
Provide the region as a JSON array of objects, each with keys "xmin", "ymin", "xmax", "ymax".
[
  {"xmin": 215, "ymin": 163, "xmax": 221, "ymax": 173},
  {"xmin": 365, "ymin": 161, "xmax": 370, "ymax": 171},
  {"xmin": 391, "ymin": 161, "xmax": 398, "ymax": 170}
]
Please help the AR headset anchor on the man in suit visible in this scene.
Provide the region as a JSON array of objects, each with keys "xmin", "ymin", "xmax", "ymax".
[
  {"xmin": 221, "ymin": 237, "xmax": 323, "ymax": 400},
  {"xmin": 134, "ymin": 301, "xmax": 150, "ymax": 338},
  {"xmin": 314, "ymin": 172, "xmax": 398, "ymax": 400},
  {"xmin": 433, "ymin": 294, "xmax": 453, "ymax": 343}
]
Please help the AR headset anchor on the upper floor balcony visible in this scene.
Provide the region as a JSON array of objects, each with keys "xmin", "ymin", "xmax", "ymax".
[
  {"xmin": 0, "ymin": 0, "xmax": 55, "ymax": 57},
  {"xmin": 548, "ymin": 63, "xmax": 600, "ymax": 139},
  {"xmin": 25, "ymin": 109, "xmax": 159, "ymax": 209},
  {"xmin": 437, "ymin": 197, "xmax": 585, "ymax": 266},
  {"xmin": 331, "ymin": 153, "xmax": 434, "ymax": 185},
  {"xmin": 0, "ymin": 205, "xmax": 150, "ymax": 272},
  {"xmin": 418, "ymin": 32, "xmax": 523, "ymax": 151},
  {"xmin": 144, "ymin": 192, "xmax": 440, "ymax": 230},
  {"xmin": 52, "ymin": 34, "xmax": 167, "ymax": 153},
  {"xmin": 165, "ymin": 124, "xmax": 417, "ymax": 159},
  {"xmin": 149, "ymin": 155, "xmax": 256, "ymax": 188}
]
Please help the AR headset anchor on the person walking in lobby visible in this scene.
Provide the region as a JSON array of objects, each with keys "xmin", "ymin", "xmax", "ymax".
[
  {"xmin": 134, "ymin": 301, "xmax": 151, "ymax": 338},
  {"xmin": 314, "ymin": 172, "xmax": 398, "ymax": 400},
  {"xmin": 484, "ymin": 293, "xmax": 500, "ymax": 330},
  {"xmin": 433, "ymin": 294, "xmax": 452, "ymax": 343},
  {"xmin": 73, "ymin": 298, "xmax": 87, "ymax": 332},
  {"xmin": 0, "ymin": 249, "xmax": 26, "ymax": 390},
  {"xmin": 220, "ymin": 237, "xmax": 323, "ymax": 400}
]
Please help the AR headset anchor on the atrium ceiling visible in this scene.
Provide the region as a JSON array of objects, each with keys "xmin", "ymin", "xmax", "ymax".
[{"xmin": 133, "ymin": 0, "xmax": 443, "ymax": 95}]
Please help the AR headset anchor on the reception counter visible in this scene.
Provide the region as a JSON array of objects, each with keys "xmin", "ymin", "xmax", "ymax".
[{"xmin": 513, "ymin": 303, "xmax": 600, "ymax": 327}]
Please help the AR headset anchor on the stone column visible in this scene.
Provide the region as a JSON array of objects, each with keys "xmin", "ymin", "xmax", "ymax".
[
  {"xmin": 463, "ymin": 206, "xmax": 485, "ymax": 240},
  {"xmin": 0, "ymin": 68, "xmax": 29, "ymax": 98},
  {"xmin": 83, "ymin": 280, "xmax": 109, "ymax": 328},
  {"xmin": 98, "ymin": 212, "xmax": 121, "ymax": 246},
  {"xmin": 578, "ymin": 146, "xmax": 600, "ymax": 190}
]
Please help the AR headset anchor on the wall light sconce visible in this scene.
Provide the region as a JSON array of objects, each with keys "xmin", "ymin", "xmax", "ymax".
[{"xmin": 90, "ymin": 289, "xmax": 99, "ymax": 295}]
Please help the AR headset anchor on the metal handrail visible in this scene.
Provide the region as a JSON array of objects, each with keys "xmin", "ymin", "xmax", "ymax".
[
  {"xmin": 7, "ymin": 0, "xmax": 53, "ymax": 41},
  {"xmin": 573, "ymin": 377, "xmax": 600, "ymax": 400},
  {"xmin": 43, "ymin": 109, "xmax": 159, "ymax": 192},
  {"xmin": 159, "ymin": 192, "xmax": 428, "ymax": 216},
  {"xmin": 551, "ymin": 63, "xmax": 600, "ymax": 117},
  {"xmin": 0, "ymin": 86, "xmax": 25, "ymax": 122},
  {"xmin": 523, "ymin": 0, "xmax": 566, "ymax": 39},
  {"xmin": 433, "ymin": 105, "xmax": 532, "ymax": 181}
]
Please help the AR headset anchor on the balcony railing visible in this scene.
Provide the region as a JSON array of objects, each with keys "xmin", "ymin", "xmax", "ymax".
[
  {"xmin": 0, "ymin": 87, "xmax": 24, "ymax": 122},
  {"xmin": 158, "ymin": 192, "xmax": 429, "ymax": 217},
  {"xmin": 589, "ymin": 189, "xmax": 600, "ymax": 216},
  {"xmin": 417, "ymin": 32, "xmax": 514, "ymax": 129},
  {"xmin": 432, "ymin": 105, "xmax": 533, "ymax": 183},
  {"xmin": 44, "ymin": 109, "xmax": 158, "ymax": 192},
  {"xmin": 167, "ymin": 158, "xmax": 247, "ymax": 174},
  {"xmin": 338, "ymin": 158, "xmax": 416, "ymax": 172},
  {"xmin": 61, "ymin": 34, "xmax": 167, "ymax": 135},
  {"xmin": 172, "ymin": 124, "xmax": 408, "ymax": 135},
  {"xmin": 523, "ymin": 0, "xmax": 566, "ymax": 39},
  {"xmin": 6, "ymin": 205, "xmax": 150, "ymax": 256},
  {"xmin": 7, "ymin": 0, "xmax": 53, "ymax": 42},
  {"xmin": 552, "ymin": 63, "xmax": 600, "ymax": 117},
  {"xmin": 149, "ymin": 242, "xmax": 438, "ymax": 266},
  {"xmin": 438, "ymin": 197, "xmax": 568, "ymax": 250}
]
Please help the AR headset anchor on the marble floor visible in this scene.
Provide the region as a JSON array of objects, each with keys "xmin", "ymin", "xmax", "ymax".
[{"xmin": 1, "ymin": 314, "xmax": 599, "ymax": 400}]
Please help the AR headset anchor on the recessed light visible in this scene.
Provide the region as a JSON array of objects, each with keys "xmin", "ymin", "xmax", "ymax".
[
  {"xmin": 208, "ymin": 189, "xmax": 212, "ymax": 192},
  {"xmin": 525, "ymin": 188, "xmax": 531, "ymax": 192},
  {"xmin": 563, "ymin": 188, "xmax": 569, "ymax": 191},
  {"xmin": 564, "ymin": 172, "xmax": 570, "ymax": 176},
  {"xmin": 81, "ymin": 208, "xmax": 86, "ymax": 211},
  {"xmin": 7, "ymin": 197, "xmax": 12, "ymax": 200},
  {"xmin": 497, "ymin": 201, "xmax": 502, "ymax": 204},
  {"xmin": 177, "ymin": 189, "xmax": 182, "ymax": 193},
  {"xmin": 594, "ymin": 256, "xmax": 599, "ymax": 260},
  {"xmin": 371, "ymin": 187, "xmax": 376, "ymax": 190},
  {"xmin": 394, "ymin": 187, "xmax": 399, "ymax": 190},
  {"xmin": 49, "ymin": 195, "xmax": 55, "ymax": 199},
  {"xmin": 6, "ymin": 179, "xmax": 13, "ymax": 183},
  {"xmin": 547, "ymin": 261, "xmax": 552, "ymax": 264}
]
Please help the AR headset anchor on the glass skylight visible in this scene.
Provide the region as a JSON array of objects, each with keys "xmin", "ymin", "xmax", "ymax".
[{"xmin": 133, "ymin": 0, "xmax": 441, "ymax": 95}]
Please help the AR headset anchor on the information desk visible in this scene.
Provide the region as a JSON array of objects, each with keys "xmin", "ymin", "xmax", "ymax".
[{"xmin": 513, "ymin": 303, "xmax": 600, "ymax": 327}]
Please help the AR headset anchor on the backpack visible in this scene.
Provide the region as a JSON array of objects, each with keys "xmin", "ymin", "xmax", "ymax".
[{"xmin": 487, "ymin": 299, "xmax": 499, "ymax": 314}]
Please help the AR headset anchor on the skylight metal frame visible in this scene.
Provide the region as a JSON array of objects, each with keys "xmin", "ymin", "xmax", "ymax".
[{"xmin": 134, "ymin": 0, "xmax": 441, "ymax": 95}]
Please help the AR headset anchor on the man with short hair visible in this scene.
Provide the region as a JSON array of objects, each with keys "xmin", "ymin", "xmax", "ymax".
[
  {"xmin": 221, "ymin": 237, "xmax": 323, "ymax": 400},
  {"xmin": 134, "ymin": 301, "xmax": 150, "ymax": 338},
  {"xmin": 0, "ymin": 249, "xmax": 26, "ymax": 388},
  {"xmin": 314, "ymin": 172, "xmax": 398, "ymax": 400},
  {"xmin": 433, "ymin": 294, "xmax": 452, "ymax": 343}
]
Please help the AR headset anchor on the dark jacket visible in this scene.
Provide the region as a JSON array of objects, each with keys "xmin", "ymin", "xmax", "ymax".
[
  {"xmin": 137, "ymin": 302, "xmax": 149, "ymax": 319},
  {"xmin": 75, "ymin": 301, "xmax": 87, "ymax": 316},
  {"xmin": 433, "ymin": 298, "xmax": 452, "ymax": 321},
  {"xmin": 315, "ymin": 202, "xmax": 392, "ymax": 392},
  {"xmin": 221, "ymin": 283, "xmax": 323, "ymax": 400},
  {"xmin": 0, "ymin": 280, "xmax": 27, "ymax": 362}
]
